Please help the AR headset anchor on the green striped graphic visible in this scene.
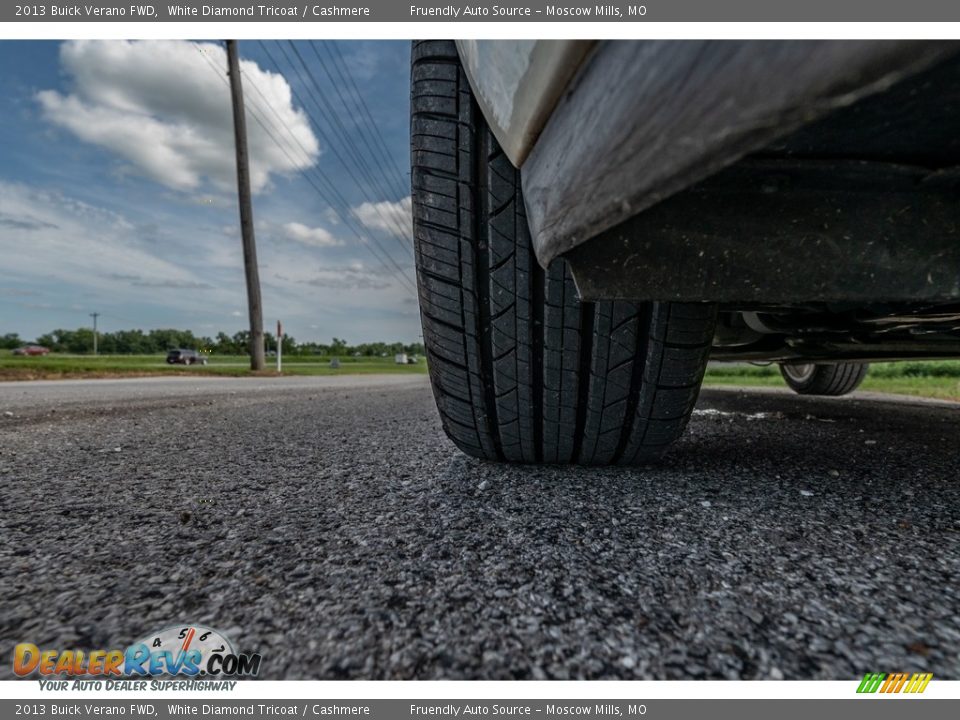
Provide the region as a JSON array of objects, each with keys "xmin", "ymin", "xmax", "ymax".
[{"xmin": 857, "ymin": 672, "xmax": 886, "ymax": 693}]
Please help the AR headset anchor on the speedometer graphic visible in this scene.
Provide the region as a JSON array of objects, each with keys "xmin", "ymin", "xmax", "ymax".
[{"xmin": 127, "ymin": 624, "xmax": 238, "ymax": 676}]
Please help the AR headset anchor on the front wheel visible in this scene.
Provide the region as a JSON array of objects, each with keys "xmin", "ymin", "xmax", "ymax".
[
  {"xmin": 411, "ymin": 41, "xmax": 717, "ymax": 465},
  {"xmin": 779, "ymin": 362, "xmax": 869, "ymax": 396}
]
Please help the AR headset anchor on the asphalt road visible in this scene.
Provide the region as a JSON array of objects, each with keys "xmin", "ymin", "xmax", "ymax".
[{"xmin": 1, "ymin": 375, "xmax": 958, "ymax": 680}]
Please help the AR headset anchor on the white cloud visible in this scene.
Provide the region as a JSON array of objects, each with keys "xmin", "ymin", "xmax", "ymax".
[
  {"xmin": 282, "ymin": 221, "xmax": 342, "ymax": 248},
  {"xmin": 296, "ymin": 266, "xmax": 392, "ymax": 291},
  {"xmin": 131, "ymin": 279, "xmax": 214, "ymax": 289},
  {"xmin": 352, "ymin": 195, "xmax": 412, "ymax": 235},
  {"xmin": 0, "ymin": 180, "xmax": 418, "ymax": 338},
  {"xmin": 0, "ymin": 181, "xmax": 216, "ymax": 297},
  {"xmin": 266, "ymin": 255, "xmax": 396, "ymax": 291},
  {"xmin": 36, "ymin": 40, "xmax": 318, "ymax": 193}
]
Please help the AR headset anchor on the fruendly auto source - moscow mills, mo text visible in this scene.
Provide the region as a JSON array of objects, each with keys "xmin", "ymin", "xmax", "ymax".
[{"xmin": 408, "ymin": 5, "xmax": 646, "ymax": 17}]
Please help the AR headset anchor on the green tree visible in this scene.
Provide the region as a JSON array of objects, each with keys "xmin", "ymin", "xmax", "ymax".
[
  {"xmin": 214, "ymin": 332, "xmax": 237, "ymax": 354},
  {"xmin": 65, "ymin": 328, "xmax": 94, "ymax": 353},
  {"xmin": 35, "ymin": 332, "xmax": 60, "ymax": 350},
  {"xmin": 232, "ymin": 330, "xmax": 251, "ymax": 356},
  {"xmin": 112, "ymin": 329, "xmax": 149, "ymax": 354}
]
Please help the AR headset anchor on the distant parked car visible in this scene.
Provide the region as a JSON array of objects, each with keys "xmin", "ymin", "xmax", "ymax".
[
  {"xmin": 11, "ymin": 345, "xmax": 50, "ymax": 356},
  {"xmin": 166, "ymin": 349, "xmax": 207, "ymax": 365}
]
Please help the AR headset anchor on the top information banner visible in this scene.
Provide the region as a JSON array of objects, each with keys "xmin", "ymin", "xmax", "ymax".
[{"xmin": 7, "ymin": 0, "xmax": 960, "ymax": 22}]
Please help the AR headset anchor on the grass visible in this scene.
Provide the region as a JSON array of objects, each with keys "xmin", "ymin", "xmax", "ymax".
[
  {"xmin": 704, "ymin": 361, "xmax": 960, "ymax": 401},
  {"xmin": 2, "ymin": 351, "xmax": 957, "ymax": 401},
  {"xmin": 0, "ymin": 352, "xmax": 429, "ymax": 380}
]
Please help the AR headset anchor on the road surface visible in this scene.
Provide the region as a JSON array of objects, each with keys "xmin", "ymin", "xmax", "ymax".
[{"xmin": 1, "ymin": 375, "xmax": 958, "ymax": 679}]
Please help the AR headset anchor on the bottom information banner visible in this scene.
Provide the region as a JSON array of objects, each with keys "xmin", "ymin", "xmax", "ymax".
[{"xmin": 2, "ymin": 699, "xmax": 958, "ymax": 720}]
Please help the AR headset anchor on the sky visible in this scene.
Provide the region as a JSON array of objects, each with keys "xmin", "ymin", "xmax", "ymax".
[{"xmin": 0, "ymin": 39, "xmax": 421, "ymax": 345}]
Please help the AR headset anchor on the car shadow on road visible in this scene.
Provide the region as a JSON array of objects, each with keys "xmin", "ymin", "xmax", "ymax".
[
  {"xmin": 427, "ymin": 385, "xmax": 958, "ymax": 605},
  {"xmin": 435, "ymin": 388, "xmax": 958, "ymax": 502},
  {"xmin": 416, "ymin": 388, "xmax": 959, "ymax": 679}
]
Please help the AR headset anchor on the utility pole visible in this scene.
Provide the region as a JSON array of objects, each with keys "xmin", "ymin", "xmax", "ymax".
[
  {"xmin": 226, "ymin": 39, "xmax": 265, "ymax": 371},
  {"xmin": 276, "ymin": 320, "xmax": 283, "ymax": 374},
  {"xmin": 90, "ymin": 312, "xmax": 99, "ymax": 355}
]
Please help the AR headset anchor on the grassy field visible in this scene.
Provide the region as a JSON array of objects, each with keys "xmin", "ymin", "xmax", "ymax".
[
  {"xmin": 704, "ymin": 361, "xmax": 960, "ymax": 401},
  {"xmin": 0, "ymin": 352, "xmax": 428, "ymax": 380},
  {"xmin": 2, "ymin": 351, "xmax": 958, "ymax": 400}
]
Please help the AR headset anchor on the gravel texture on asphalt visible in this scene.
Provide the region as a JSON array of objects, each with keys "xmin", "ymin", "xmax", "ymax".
[{"xmin": 1, "ymin": 376, "xmax": 958, "ymax": 680}]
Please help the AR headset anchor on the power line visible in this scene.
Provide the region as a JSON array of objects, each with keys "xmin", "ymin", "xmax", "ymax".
[
  {"xmin": 200, "ymin": 45, "xmax": 417, "ymax": 295},
  {"xmin": 193, "ymin": 43, "xmax": 417, "ymax": 295},
  {"xmin": 276, "ymin": 42, "xmax": 414, "ymax": 257},
  {"xmin": 258, "ymin": 41, "xmax": 414, "ymax": 259},
  {"xmin": 278, "ymin": 41, "xmax": 414, "ymax": 256},
  {"xmin": 290, "ymin": 41, "xmax": 403, "ymax": 215},
  {"xmin": 322, "ymin": 41, "xmax": 411, "ymax": 201},
  {"xmin": 194, "ymin": 43, "xmax": 410, "ymax": 289},
  {"xmin": 239, "ymin": 65, "xmax": 417, "ymax": 292},
  {"xmin": 235, "ymin": 65, "xmax": 417, "ymax": 292},
  {"xmin": 309, "ymin": 40, "xmax": 408, "ymax": 201}
]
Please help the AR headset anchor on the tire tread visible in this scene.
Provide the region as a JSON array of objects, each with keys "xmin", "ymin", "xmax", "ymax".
[{"xmin": 412, "ymin": 41, "xmax": 716, "ymax": 465}]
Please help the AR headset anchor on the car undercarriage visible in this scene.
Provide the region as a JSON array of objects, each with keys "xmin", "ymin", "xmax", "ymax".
[{"xmin": 561, "ymin": 46, "xmax": 960, "ymax": 366}]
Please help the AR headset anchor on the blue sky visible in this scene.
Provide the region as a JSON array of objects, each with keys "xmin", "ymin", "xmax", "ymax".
[{"xmin": 0, "ymin": 40, "xmax": 420, "ymax": 345}]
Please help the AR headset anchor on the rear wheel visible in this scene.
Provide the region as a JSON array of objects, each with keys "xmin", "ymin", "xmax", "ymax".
[
  {"xmin": 411, "ymin": 40, "xmax": 717, "ymax": 465},
  {"xmin": 779, "ymin": 362, "xmax": 869, "ymax": 396}
]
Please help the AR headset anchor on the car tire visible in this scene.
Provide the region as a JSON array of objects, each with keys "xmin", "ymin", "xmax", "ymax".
[
  {"xmin": 779, "ymin": 362, "xmax": 869, "ymax": 396},
  {"xmin": 411, "ymin": 40, "xmax": 717, "ymax": 465}
]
